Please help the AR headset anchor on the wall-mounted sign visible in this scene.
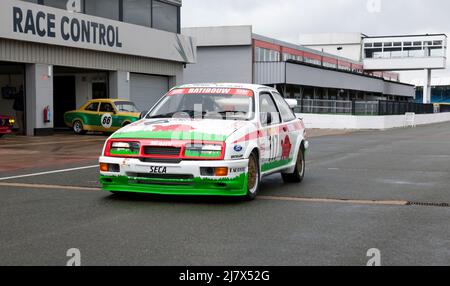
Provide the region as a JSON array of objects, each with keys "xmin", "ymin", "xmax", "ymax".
[{"xmin": 0, "ymin": 0, "xmax": 196, "ymax": 63}]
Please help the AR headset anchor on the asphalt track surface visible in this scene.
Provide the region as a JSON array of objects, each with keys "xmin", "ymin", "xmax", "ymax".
[{"xmin": 0, "ymin": 123, "xmax": 449, "ymax": 266}]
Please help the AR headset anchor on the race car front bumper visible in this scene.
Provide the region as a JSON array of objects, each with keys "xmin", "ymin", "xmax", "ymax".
[{"xmin": 99, "ymin": 156, "xmax": 249, "ymax": 196}]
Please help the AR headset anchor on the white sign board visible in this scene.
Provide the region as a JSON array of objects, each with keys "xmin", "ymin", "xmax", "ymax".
[{"xmin": 0, "ymin": 0, "xmax": 196, "ymax": 63}]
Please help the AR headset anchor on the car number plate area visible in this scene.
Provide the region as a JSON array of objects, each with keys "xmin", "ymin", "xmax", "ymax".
[{"xmin": 148, "ymin": 166, "xmax": 168, "ymax": 174}]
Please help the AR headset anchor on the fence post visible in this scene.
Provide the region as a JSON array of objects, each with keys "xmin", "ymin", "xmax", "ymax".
[
  {"xmin": 351, "ymin": 100, "xmax": 356, "ymax": 115},
  {"xmin": 300, "ymin": 97, "xmax": 304, "ymax": 113}
]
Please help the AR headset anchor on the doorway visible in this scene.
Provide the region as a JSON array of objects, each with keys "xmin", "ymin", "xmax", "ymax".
[{"xmin": 53, "ymin": 76, "xmax": 76, "ymax": 128}]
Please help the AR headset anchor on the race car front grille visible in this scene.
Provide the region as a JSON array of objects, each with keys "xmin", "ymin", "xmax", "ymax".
[
  {"xmin": 139, "ymin": 158, "xmax": 182, "ymax": 164},
  {"xmin": 127, "ymin": 173, "xmax": 195, "ymax": 186},
  {"xmin": 131, "ymin": 173, "xmax": 194, "ymax": 180},
  {"xmin": 130, "ymin": 180, "xmax": 193, "ymax": 186},
  {"xmin": 143, "ymin": 146, "xmax": 181, "ymax": 156}
]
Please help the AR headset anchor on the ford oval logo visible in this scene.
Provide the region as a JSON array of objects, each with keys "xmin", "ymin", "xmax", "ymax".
[{"xmin": 234, "ymin": 145, "xmax": 243, "ymax": 152}]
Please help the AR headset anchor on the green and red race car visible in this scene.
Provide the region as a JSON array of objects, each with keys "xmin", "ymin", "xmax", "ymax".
[
  {"xmin": 99, "ymin": 84, "xmax": 308, "ymax": 200},
  {"xmin": 64, "ymin": 99, "xmax": 141, "ymax": 135}
]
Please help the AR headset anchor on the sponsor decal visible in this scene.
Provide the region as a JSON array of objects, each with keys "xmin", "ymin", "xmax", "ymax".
[
  {"xmin": 231, "ymin": 155, "xmax": 244, "ymax": 159},
  {"xmin": 152, "ymin": 124, "xmax": 196, "ymax": 132},
  {"xmin": 281, "ymin": 135, "xmax": 292, "ymax": 160},
  {"xmin": 233, "ymin": 145, "xmax": 243, "ymax": 152},
  {"xmin": 149, "ymin": 166, "xmax": 167, "ymax": 174},
  {"xmin": 230, "ymin": 167, "xmax": 246, "ymax": 173},
  {"xmin": 168, "ymin": 88, "xmax": 254, "ymax": 97}
]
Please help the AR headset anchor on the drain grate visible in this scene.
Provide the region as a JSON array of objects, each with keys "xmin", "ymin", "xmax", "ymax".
[{"xmin": 407, "ymin": 201, "xmax": 450, "ymax": 208}]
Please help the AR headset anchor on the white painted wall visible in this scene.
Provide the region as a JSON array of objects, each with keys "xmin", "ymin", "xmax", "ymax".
[
  {"xmin": 297, "ymin": 113, "xmax": 450, "ymax": 130},
  {"xmin": 74, "ymin": 73, "xmax": 107, "ymax": 109}
]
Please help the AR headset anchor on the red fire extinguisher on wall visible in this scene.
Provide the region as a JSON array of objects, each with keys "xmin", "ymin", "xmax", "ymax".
[{"xmin": 43, "ymin": 106, "xmax": 51, "ymax": 123}]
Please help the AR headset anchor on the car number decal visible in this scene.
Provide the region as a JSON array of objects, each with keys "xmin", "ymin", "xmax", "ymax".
[{"xmin": 101, "ymin": 114, "xmax": 113, "ymax": 129}]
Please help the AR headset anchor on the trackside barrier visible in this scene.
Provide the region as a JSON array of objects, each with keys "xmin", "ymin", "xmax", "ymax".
[
  {"xmin": 292, "ymin": 99, "xmax": 436, "ymax": 116},
  {"xmin": 296, "ymin": 112, "xmax": 450, "ymax": 130}
]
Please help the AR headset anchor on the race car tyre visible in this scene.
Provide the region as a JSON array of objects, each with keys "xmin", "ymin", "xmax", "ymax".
[
  {"xmin": 73, "ymin": 120, "xmax": 87, "ymax": 135},
  {"xmin": 0, "ymin": 134, "xmax": 4, "ymax": 138},
  {"xmin": 282, "ymin": 146, "xmax": 305, "ymax": 183},
  {"xmin": 244, "ymin": 152, "xmax": 260, "ymax": 200}
]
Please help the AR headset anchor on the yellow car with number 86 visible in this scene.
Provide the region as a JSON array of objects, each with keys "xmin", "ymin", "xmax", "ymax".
[{"xmin": 64, "ymin": 99, "xmax": 141, "ymax": 135}]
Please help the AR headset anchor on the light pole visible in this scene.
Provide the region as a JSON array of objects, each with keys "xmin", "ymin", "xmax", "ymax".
[{"xmin": 337, "ymin": 46, "xmax": 343, "ymax": 69}]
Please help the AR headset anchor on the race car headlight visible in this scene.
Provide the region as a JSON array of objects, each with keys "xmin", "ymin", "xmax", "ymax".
[
  {"xmin": 8, "ymin": 118, "xmax": 15, "ymax": 126},
  {"xmin": 184, "ymin": 143, "xmax": 223, "ymax": 159},
  {"xmin": 108, "ymin": 141, "xmax": 141, "ymax": 156}
]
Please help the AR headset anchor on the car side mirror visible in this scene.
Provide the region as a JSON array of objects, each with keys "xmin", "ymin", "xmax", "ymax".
[
  {"xmin": 139, "ymin": 111, "xmax": 148, "ymax": 119},
  {"xmin": 285, "ymin": 99, "xmax": 298, "ymax": 109}
]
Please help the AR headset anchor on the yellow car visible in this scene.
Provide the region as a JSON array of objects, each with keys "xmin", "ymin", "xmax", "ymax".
[{"xmin": 64, "ymin": 99, "xmax": 141, "ymax": 135}]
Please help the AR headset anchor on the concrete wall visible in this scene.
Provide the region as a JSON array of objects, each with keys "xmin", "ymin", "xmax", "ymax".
[
  {"xmin": 182, "ymin": 26, "xmax": 252, "ymax": 47},
  {"xmin": 109, "ymin": 71, "xmax": 130, "ymax": 101},
  {"xmin": 183, "ymin": 46, "xmax": 253, "ymax": 84},
  {"xmin": 25, "ymin": 64, "xmax": 53, "ymax": 135},
  {"xmin": 297, "ymin": 113, "xmax": 450, "ymax": 130}
]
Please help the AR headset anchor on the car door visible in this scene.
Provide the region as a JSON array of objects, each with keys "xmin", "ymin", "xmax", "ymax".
[
  {"xmin": 258, "ymin": 92, "xmax": 283, "ymax": 174},
  {"xmin": 81, "ymin": 101, "xmax": 100, "ymax": 129},
  {"xmin": 98, "ymin": 102, "xmax": 119, "ymax": 132},
  {"xmin": 271, "ymin": 92, "xmax": 300, "ymax": 163}
]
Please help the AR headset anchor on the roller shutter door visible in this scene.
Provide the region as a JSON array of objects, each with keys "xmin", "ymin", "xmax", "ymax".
[{"xmin": 130, "ymin": 74, "xmax": 169, "ymax": 111}]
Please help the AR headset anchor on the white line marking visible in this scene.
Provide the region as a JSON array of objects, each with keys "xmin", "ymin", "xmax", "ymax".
[
  {"xmin": 0, "ymin": 182, "xmax": 100, "ymax": 191},
  {"xmin": 0, "ymin": 183, "xmax": 411, "ymax": 207},
  {"xmin": 0, "ymin": 165, "xmax": 99, "ymax": 181},
  {"xmin": 259, "ymin": 196, "xmax": 408, "ymax": 206}
]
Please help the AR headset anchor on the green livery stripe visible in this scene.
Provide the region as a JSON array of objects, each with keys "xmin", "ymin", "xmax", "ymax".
[
  {"xmin": 64, "ymin": 112, "xmax": 138, "ymax": 128},
  {"xmin": 109, "ymin": 149, "xmax": 139, "ymax": 156},
  {"xmin": 100, "ymin": 173, "xmax": 248, "ymax": 196},
  {"xmin": 112, "ymin": 131, "xmax": 228, "ymax": 142},
  {"xmin": 262, "ymin": 159, "xmax": 293, "ymax": 172},
  {"xmin": 184, "ymin": 150, "xmax": 222, "ymax": 158}
]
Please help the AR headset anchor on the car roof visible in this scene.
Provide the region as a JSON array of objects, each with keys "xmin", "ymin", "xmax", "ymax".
[
  {"xmin": 175, "ymin": 83, "xmax": 277, "ymax": 93},
  {"xmin": 87, "ymin": 99, "xmax": 130, "ymax": 103}
]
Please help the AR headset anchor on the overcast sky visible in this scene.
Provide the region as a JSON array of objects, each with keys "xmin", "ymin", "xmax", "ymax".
[{"xmin": 181, "ymin": 0, "xmax": 450, "ymax": 82}]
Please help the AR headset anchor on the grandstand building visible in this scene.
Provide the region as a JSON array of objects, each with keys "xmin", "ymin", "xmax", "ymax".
[{"xmin": 183, "ymin": 26, "xmax": 414, "ymax": 102}]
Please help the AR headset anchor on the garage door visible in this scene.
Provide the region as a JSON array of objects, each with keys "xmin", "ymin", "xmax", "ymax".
[{"xmin": 130, "ymin": 74, "xmax": 169, "ymax": 112}]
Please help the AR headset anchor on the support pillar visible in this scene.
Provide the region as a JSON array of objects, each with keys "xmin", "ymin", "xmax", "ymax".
[
  {"xmin": 109, "ymin": 71, "xmax": 130, "ymax": 100},
  {"xmin": 423, "ymin": 69, "xmax": 432, "ymax": 104},
  {"xmin": 25, "ymin": 64, "xmax": 54, "ymax": 136}
]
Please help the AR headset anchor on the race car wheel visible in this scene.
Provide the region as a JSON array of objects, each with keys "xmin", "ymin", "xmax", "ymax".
[
  {"xmin": 245, "ymin": 153, "xmax": 260, "ymax": 200},
  {"xmin": 73, "ymin": 120, "xmax": 87, "ymax": 135},
  {"xmin": 0, "ymin": 134, "xmax": 4, "ymax": 138},
  {"xmin": 282, "ymin": 146, "xmax": 305, "ymax": 183}
]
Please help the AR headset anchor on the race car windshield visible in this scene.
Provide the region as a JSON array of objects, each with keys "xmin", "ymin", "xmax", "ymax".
[
  {"xmin": 115, "ymin": 101, "xmax": 139, "ymax": 113},
  {"xmin": 147, "ymin": 90, "xmax": 255, "ymax": 121}
]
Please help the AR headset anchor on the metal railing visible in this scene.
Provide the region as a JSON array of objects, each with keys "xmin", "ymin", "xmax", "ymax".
[{"xmin": 292, "ymin": 99, "xmax": 436, "ymax": 116}]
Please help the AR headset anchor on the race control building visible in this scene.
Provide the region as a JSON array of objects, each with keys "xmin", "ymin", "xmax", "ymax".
[{"xmin": 0, "ymin": 0, "xmax": 196, "ymax": 135}]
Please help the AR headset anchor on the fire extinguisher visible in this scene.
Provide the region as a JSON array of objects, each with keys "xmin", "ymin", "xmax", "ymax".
[{"xmin": 43, "ymin": 106, "xmax": 51, "ymax": 123}]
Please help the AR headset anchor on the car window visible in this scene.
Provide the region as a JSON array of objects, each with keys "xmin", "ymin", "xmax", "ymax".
[
  {"xmin": 272, "ymin": 92, "xmax": 296, "ymax": 122},
  {"xmin": 85, "ymin": 102, "xmax": 99, "ymax": 112},
  {"xmin": 100, "ymin": 103, "xmax": 114, "ymax": 113},
  {"xmin": 259, "ymin": 92, "xmax": 281, "ymax": 126}
]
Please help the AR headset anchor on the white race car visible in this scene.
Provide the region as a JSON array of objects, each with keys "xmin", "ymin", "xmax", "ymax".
[{"xmin": 99, "ymin": 84, "xmax": 308, "ymax": 200}]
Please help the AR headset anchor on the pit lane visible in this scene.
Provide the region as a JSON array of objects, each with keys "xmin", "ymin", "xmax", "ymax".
[{"xmin": 0, "ymin": 124, "xmax": 449, "ymax": 265}]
